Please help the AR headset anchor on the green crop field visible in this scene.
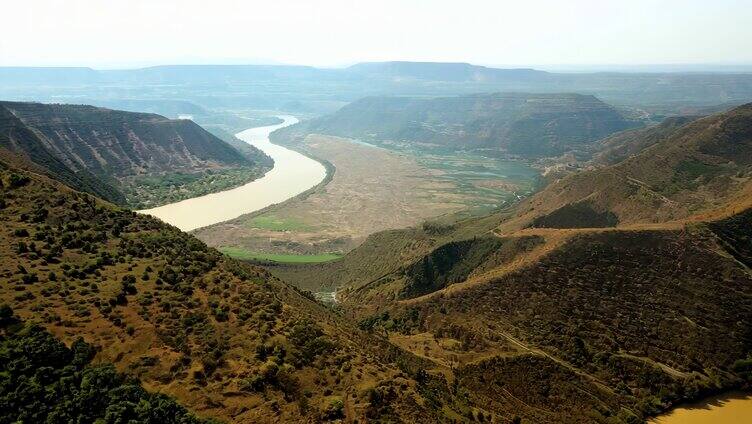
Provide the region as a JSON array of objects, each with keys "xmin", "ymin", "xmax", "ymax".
[
  {"xmin": 246, "ymin": 215, "xmax": 314, "ymax": 232},
  {"xmin": 220, "ymin": 247, "xmax": 341, "ymax": 263}
]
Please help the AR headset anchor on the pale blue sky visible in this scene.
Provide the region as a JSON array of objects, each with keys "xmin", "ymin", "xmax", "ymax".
[{"xmin": 2, "ymin": 0, "xmax": 751, "ymax": 69}]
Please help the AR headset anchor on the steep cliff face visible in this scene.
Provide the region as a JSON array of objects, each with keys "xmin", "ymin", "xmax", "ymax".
[
  {"xmin": 0, "ymin": 102, "xmax": 272, "ymax": 208},
  {"xmin": 1, "ymin": 101, "xmax": 251, "ymax": 176},
  {"xmin": 0, "ymin": 104, "xmax": 125, "ymax": 203}
]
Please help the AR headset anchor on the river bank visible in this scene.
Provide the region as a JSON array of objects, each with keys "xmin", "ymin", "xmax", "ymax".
[
  {"xmin": 193, "ymin": 133, "xmax": 477, "ymax": 259},
  {"xmin": 138, "ymin": 116, "xmax": 327, "ymax": 231}
]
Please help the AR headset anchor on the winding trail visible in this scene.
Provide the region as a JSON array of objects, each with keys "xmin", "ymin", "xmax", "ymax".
[{"xmin": 138, "ymin": 116, "xmax": 327, "ymax": 231}]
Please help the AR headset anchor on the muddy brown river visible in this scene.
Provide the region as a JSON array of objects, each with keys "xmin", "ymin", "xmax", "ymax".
[
  {"xmin": 139, "ymin": 116, "xmax": 327, "ymax": 231},
  {"xmin": 650, "ymin": 391, "xmax": 752, "ymax": 424}
]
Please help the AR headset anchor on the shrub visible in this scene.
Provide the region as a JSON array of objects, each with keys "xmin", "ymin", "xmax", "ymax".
[
  {"xmin": 0, "ymin": 304, "xmax": 14, "ymax": 326},
  {"xmin": 321, "ymin": 398, "xmax": 345, "ymax": 420},
  {"xmin": 0, "ymin": 322, "xmax": 214, "ymax": 423},
  {"xmin": 287, "ymin": 320, "xmax": 336, "ymax": 366},
  {"xmin": 732, "ymin": 358, "xmax": 752, "ymax": 381}
]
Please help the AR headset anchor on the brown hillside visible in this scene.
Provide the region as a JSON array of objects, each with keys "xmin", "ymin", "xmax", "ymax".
[
  {"xmin": 591, "ymin": 116, "xmax": 698, "ymax": 166},
  {"xmin": 0, "ymin": 105, "xmax": 125, "ymax": 203},
  {"xmin": 274, "ymin": 102, "xmax": 752, "ymax": 423},
  {"xmin": 0, "ymin": 164, "xmax": 467, "ymax": 423},
  {"xmin": 338, "ymin": 210, "xmax": 752, "ymax": 423},
  {"xmin": 503, "ymin": 103, "xmax": 752, "ymax": 231},
  {"xmin": 0, "ymin": 101, "xmax": 272, "ymax": 208}
]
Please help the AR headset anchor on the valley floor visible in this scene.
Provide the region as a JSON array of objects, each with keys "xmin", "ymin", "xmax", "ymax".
[{"xmin": 194, "ymin": 134, "xmax": 538, "ymax": 260}]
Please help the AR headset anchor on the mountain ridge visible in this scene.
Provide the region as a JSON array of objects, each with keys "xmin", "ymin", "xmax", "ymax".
[
  {"xmin": 0, "ymin": 101, "xmax": 272, "ymax": 208},
  {"xmin": 0, "ymin": 104, "xmax": 126, "ymax": 203},
  {"xmin": 273, "ymin": 92, "xmax": 643, "ymax": 158},
  {"xmin": 346, "ymin": 61, "xmax": 549, "ymax": 81},
  {"xmin": 502, "ymin": 103, "xmax": 752, "ymax": 231},
  {"xmin": 4, "ymin": 62, "xmax": 752, "ymax": 111},
  {"xmin": 0, "ymin": 161, "xmax": 465, "ymax": 423},
  {"xmin": 271, "ymin": 103, "xmax": 752, "ymax": 422}
]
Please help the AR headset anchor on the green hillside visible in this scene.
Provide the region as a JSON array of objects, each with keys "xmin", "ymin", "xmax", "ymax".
[{"xmin": 275, "ymin": 93, "xmax": 642, "ymax": 158}]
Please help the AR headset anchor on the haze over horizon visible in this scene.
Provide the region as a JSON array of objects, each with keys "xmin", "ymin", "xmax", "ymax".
[{"xmin": 3, "ymin": 0, "xmax": 752, "ymax": 70}]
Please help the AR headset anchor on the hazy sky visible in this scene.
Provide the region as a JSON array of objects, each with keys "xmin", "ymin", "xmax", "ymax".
[{"xmin": 3, "ymin": 0, "xmax": 751, "ymax": 69}]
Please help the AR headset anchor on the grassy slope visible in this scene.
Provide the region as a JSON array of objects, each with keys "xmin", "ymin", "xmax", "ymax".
[
  {"xmin": 0, "ymin": 164, "xmax": 469, "ymax": 423},
  {"xmin": 378, "ymin": 218, "xmax": 752, "ymax": 420},
  {"xmin": 275, "ymin": 103, "xmax": 752, "ymax": 423},
  {"xmin": 591, "ymin": 116, "xmax": 699, "ymax": 165},
  {"xmin": 498, "ymin": 104, "xmax": 752, "ymax": 232},
  {"xmin": 267, "ymin": 214, "xmax": 506, "ymax": 293}
]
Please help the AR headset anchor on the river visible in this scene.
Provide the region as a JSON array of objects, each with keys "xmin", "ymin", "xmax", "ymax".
[
  {"xmin": 650, "ymin": 391, "xmax": 752, "ymax": 424},
  {"xmin": 138, "ymin": 116, "xmax": 327, "ymax": 231}
]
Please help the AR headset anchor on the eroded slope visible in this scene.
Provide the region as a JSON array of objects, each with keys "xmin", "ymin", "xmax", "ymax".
[{"xmin": 0, "ymin": 101, "xmax": 273, "ymax": 208}]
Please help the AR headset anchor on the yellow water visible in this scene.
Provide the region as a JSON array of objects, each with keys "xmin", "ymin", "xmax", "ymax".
[
  {"xmin": 138, "ymin": 115, "xmax": 327, "ymax": 231},
  {"xmin": 650, "ymin": 391, "xmax": 752, "ymax": 424}
]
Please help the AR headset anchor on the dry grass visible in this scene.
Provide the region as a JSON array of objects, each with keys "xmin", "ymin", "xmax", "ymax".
[{"xmin": 195, "ymin": 135, "xmax": 473, "ymax": 256}]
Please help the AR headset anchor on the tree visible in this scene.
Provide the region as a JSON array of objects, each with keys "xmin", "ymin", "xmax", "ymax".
[
  {"xmin": 0, "ymin": 304, "xmax": 14, "ymax": 326},
  {"xmin": 0, "ymin": 321, "xmax": 214, "ymax": 424}
]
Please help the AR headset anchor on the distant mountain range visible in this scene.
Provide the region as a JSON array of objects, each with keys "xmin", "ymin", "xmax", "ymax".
[
  {"xmin": 274, "ymin": 92, "xmax": 642, "ymax": 158},
  {"xmin": 0, "ymin": 62, "xmax": 547, "ymax": 85},
  {"xmin": 2, "ymin": 61, "xmax": 752, "ymax": 114},
  {"xmin": 346, "ymin": 61, "xmax": 547, "ymax": 82}
]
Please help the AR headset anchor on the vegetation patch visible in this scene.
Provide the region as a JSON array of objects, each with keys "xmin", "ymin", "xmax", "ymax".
[
  {"xmin": 247, "ymin": 215, "xmax": 314, "ymax": 232},
  {"xmin": 124, "ymin": 166, "xmax": 268, "ymax": 209},
  {"xmin": 531, "ymin": 200, "xmax": 619, "ymax": 228},
  {"xmin": 0, "ymin": 314, "xmax": 217, "ymax": 424},
  {"xmin": 674, "ymin": 159, "xmax": 723, "ymax": 184},
  {"xmin": 220, "ymin": 247, "xmax": 342, "ymax": 263},
  {"xmin": 399, "ymin": 237, "xmax": 504, "ymax": 299}
]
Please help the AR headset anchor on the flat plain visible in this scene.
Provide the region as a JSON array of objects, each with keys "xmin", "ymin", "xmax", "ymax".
[{"xmin": 194, "ymin": 134, "xmax": 538, "ymax": 261}]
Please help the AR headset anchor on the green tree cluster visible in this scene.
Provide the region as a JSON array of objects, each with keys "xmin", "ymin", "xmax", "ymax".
[{"xmin": 0, "ymin": 309, "xmax": 219, "ymax": 424}]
